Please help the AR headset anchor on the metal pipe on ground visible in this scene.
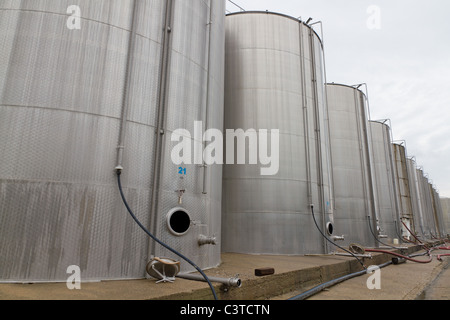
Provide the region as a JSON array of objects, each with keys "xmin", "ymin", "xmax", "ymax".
[{"xmin": 177, "ymin": 274, "xmax": 242, "ymax": 288}]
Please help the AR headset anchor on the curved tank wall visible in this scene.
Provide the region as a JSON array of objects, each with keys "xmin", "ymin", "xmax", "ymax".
[
  {"xmin": 369, "ymin": 121, "xmax": 400, "ymax": 243},
  {"xmin": 437, "ymin": 190, "xmax": 446, "ymax": 237},
  {"xmin": 435, "ymin": 192, "xmax": 447, "ymax": 237},
  {"xmin": 0, "ymin": 0, "xmax": 225, "ymax": 282},
  {"xmin": 392, "ymin": 144, "xmax": 415, "ymax": 240},
  {"xmin": 430, "ymin": 186, "xmax": 445, "ymax": 238},
  {"xmin": 417, "ymin": 170, "xmax": 435, "ymax": 239},
  {"xmin": 222, "ymin": 12, "xmax": 334, "ymax": 255},
  {"xmin": 441, "ymin": 198, "xmax": 450, "ymax": 237},
  {"xmin": 406, "ymin": 158, "xmax": 426, "ymax": 240},
  {"xmin": 423, "ymin": 180, "xmax": 438, "ymax": 238},
  {"xmin": 326, "ymin": 84, "xmax": 377, "ymax": 247},
  {"xmin": 416, "ymin": 169, "xmax": 430, "ymax": 238}
]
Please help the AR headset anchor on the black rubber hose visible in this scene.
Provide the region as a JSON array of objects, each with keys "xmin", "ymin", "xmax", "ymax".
[
  {"xmin": 116, "ymin": 170, "xmax": 218, "ymax": 300},
  {"xmin": 288, "ymin": 260, "xmax": 392, "ymax": 300},
  {"xmin": 367, "ymin": 216, "xmax": 398, "ymax": 250},
  {"xmin": 310, "ymin": 205, "xmax": 366, "ymax": 269}
]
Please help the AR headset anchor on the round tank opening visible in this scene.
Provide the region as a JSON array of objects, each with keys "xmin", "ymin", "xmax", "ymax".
[
  {"xmin": 326, "ymin": 222, "xmax": 334, "ymax": 236},
  {"xmin": 167, "ymin": 208, "xmax": 191, "ymax": 236}
]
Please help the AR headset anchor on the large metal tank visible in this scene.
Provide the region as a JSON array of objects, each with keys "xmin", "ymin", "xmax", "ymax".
[
  {"xmin": 441, "ymin": 198, "xmax": 450, "ymax": 237},
  {"xmin": 369, "ymin": 121, "xmax": 400, "ymax": 243},
  {"xmin": 326, "ymin": 84, "xmax": 377, "ymax": 247},
  {"xmin": 435, "ymin": 192, "xmax": 447, "ymax": 237},
  {"xmin": 392, "ymin": 144, "xmax": 415, "ymax": 240},
  {"xmin": 437, "ymin": 191, "xmax": 447, "ymax": 237},
  {"xmin": 417, "ymin": 170, "xmax": 435, "ymax": 239},
  {"xmin": 0, "ymin": 0, "xmax": 225, "ymax": 282},
  {"xmin": 406, "ymin": 158, "xmax": 427, "ymax": 240},
  {"xmin": 430, "ymin": 186, "xmax": 445, "ymax": 238},
  {"xmin": 222, "ymin": 12, "xmax": 334, "ymax": 255}
]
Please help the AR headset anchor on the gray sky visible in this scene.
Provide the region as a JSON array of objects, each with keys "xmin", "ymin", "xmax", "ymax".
[{"xmin": 226, "ymin": 0, "xmax": 450, "ymax": 197}]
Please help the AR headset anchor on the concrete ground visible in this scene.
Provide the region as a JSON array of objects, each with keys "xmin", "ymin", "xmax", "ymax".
[
  {"xmin": 279, "ymin": 248, "xmax": 450, "ymax": 300},
  {"xmin": 418, "ymin": 255, "xmax": 450, "ymax": 300},
  {"xmin": 0, "ymin": 243, "xmax": 449, "ymax": 301}
]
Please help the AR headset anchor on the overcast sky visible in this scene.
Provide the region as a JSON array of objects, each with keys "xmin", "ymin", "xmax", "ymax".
[{"xmin": 226, "ymin": 0, "xmax": 450, "ymax": 197}]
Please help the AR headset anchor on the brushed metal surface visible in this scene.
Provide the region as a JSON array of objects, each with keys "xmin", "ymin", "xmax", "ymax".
[
  {"xmin": 0, "ymin": 0, "xmax": 225, "ymax": 282},
  {"xmin": 440, "ymin": 198, "xmax": 450, "ymax": 236},
  {"xmin": 392, "ymin": 144, "xmax": 415, "ymax": 239},
  {"xmin": 417, "ymin": 170, "xmax": 435, "ymax": 238},
  {"xmin": 406, "ymin": 161, "xmax": 445, "ymax": 240},
  {"xmin": 407, "ymin": 158, "xmax": 426, "ymax": 240},
  {"xmin": 430, "ymin": 186, "xmax": 445, "ymax": 238},
  {"xmin": 222, "ymin": 12, "xmax": 334, "ymax": 255},
  {"xmin": 326, "ymin": 84, "xmax": 377, "ymax": 248},
  {"xmin": 369, "ymin": 121, "xmax": 400, "ymax": 242}
]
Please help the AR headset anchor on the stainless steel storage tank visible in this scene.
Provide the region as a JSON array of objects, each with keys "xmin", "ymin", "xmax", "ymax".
[
  {"xmin": 0, "ymin": 0, "xmax": 225, "ymax": 282},
  {"xmin": 436, "ymin": 192, "xmax": 447, "ymax": 237},
  {"xmin": 392, "ymin": 144, "xmax": 415, "ymax": 240},
  {"xmin": 369, "ymin": 121, "xmax": 400, "ymax": 243},
  {"xmin": 436, "ymin": 190, "xmax": 447, "ymax": 237},
  {"xmin": 222, "ymin": 12, "xmax": 334, "ymax": 255},
  {"xmin": 406, "ymin": 158, "xmax": 426, "ymax": 240},
  {"xmin": 441, "ymin": 198, "xmax": 450, "ymax": 237},
  {"xmin": 417, "ymin": 170, "xmax": 435, "ymax": 239},
  {"xmin": 326, "ymin": 84, "xmax": 377, "ymax": 247},
  {"xmin": 430, "ymin": 186, "xmax": 445, "ymax": 238}
]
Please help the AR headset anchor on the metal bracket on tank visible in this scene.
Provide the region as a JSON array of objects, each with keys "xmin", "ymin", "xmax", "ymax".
[{"xmin": 176, "ymin": 189, "xmax": 186, "ymax": 204}]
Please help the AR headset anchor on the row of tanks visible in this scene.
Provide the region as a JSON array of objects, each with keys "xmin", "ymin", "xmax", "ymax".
[{"xmin": 0, "ymin": 2, "xmax": 448, "ymax": 282}]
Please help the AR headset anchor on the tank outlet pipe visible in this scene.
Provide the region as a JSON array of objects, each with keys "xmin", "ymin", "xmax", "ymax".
[
  {"xmin": 176, "ymin": 189, "xmax": 186, "ymax": 205},
  {"xmin": 198, "ymin": 235, "xmax": 217, "ymax": 246},
  {"xmin": 116, "ymin": 170, "xmax": 218, "ymax": 300},
  {"xmin": 310, "ymin": 205, "xmax": 366, "ymax": 269},
  {"xmin": 178, "ymin": 273, "xmax": 242, "ymax": 288},
  {"xmin": 288, "ymin": 261, "xmax": 392, "ymax": 300},
  {"xmin": 378, "ymin": 235, "xmax": 388, "ymax": 239},
  {"xmin": 367, "ymin": 216, "xmax": 398, "ymax": 250},
  {"xmin": 332, "ymin": 235, "xmax": 345, "ymax": 241}
]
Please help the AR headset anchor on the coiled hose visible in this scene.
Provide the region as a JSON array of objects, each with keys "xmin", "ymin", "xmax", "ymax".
[{"xmin": 116, "ymin": 170, "xmax": 218, "ymax": 300}]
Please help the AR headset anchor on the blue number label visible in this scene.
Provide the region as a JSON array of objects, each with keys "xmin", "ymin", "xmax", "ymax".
[{"xmin": 178, "ymin": 167, "xmax": 187, "ymax": 175}]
